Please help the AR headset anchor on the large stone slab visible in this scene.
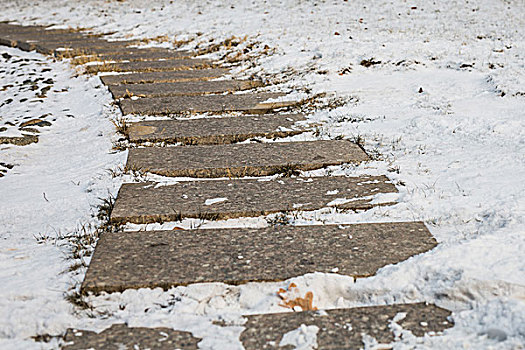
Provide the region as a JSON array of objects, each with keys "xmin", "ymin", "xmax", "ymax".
[
  {"xmin": 63, "ymin": 324, "xmax": 200, "ymax": 350},
  {"xmin": 82, "ymin": 222, "xmax": 436, "ymax": 294},
  {"xmin": 109, "ymin": 79, "xmax": 263, "ymax": 98},
  {"xmin": 120, "ymin": 92, "xmax": 296, "ymax": 115},
  {"xmin": 126, "ymin": 140, "xmax": 368, "ymax": 177},
  {"xmin": 88, "ymin": 48, "xmax": 194, "ymax": 62},
  {"xmin": 127, "ymin": 114, "xmax": 307, "ymax": 145},
  {"xmin": 110, "ymin": 175, "xmax": 397, "ymax": 224},
  {"xmin": 85, "ymin": 58, "xmax": 214, "ymax": 74},
  {"xmin": 100, "ymin": 69, "xmax": 229, "ymax": 85},
  {"xmin": 241, "ymin": 303, "xmax": 453, "ymax": 349}
]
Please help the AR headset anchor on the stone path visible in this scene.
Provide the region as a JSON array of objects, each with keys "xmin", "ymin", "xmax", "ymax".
[
  {"xmin": 82, "ymin": 222, "xmax": 436, "ymax": 293},
  {"xmin": 0, "ymin": 23, "xmax": 453, "ymax": 348},
  {"xmin": 108, "ymin": 80, "xmax": 263, "ymax": 98},
  {"xmin": 100, "ymin": 69, "xmax": 229, "ymax": 85},
  {"xmin": 127, "ymin": 114, "xmax": 307, "ymax": 145},
  {"xmin": 126, "ymin": 140, "xmax": 368, "ymax": 177},
  {"xmin": 110, "ymin": 175, "xmax": 396, "ymax": 224},
  {"xmin": 119, "ymin": 93, "xmax": 296, "ymax": 115}
]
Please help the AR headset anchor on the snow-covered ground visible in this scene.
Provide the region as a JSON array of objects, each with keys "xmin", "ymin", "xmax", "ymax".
[{"xmin": 1, "ymin": 0, "xmax": 524, "ymax": 349}]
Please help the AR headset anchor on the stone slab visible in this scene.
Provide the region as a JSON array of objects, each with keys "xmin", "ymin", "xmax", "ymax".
[
  {"xmin": 119, "ymin": 92, "xmax": 296, "ymax": 115},
  {"xmin": 87, "ymin": 48, "xmax": 194, "ymax": 62},
  {"xmin": 110, "ymin": 175, "xmax": 397, "ymax": 224},
  {"xmin": 82, "ymin": 222, "xmax": 436, "ymax": 293},
  {"xmin": 109, "ymin": 79, "xmax": 263, "ymax": 98},
  {"xmin": 127, "ymin": 114, "xmax": 307, "ymax": 145},
  {"xmin": 85, "ymin": 58, "xmax": 214, "ymax": 74},
  {"xmin": 100, "ymin": 69, "xmax": 229, "ymax": 85},
  {"xmin": 63, "ymin": 324, "xmax": 200, "ymax": 350},
  {"xmin": 241, "ymin": 303, "xmax": 453, "ymax": 349},
  {"xmin": 126, "ymin": 140, "xmax": 368, "ymax": 177},
  {"xmin": 39, "ymin": 39, "xmax": 139, "ymax": 52}
]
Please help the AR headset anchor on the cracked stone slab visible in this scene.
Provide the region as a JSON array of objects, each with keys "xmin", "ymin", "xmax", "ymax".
[
  {"xmin": 82, "ymin": 222, "xmax": 435, "ymax": 294},
  {"xmin": 100, "ymin": 69, "xmax": 229, "ymax": 85},
  {"xmin": 109, "ymin": 79, "xmax": 263, "ymax": 98},
  {"xmin": 127, "ymin": 114, "xmax": 307, "ymax": 145},
  {"xmin": 85, "ymin": 58, "xmax": 214, "ymax": 74},
  {"xmin": 126, "ymin": 140, "xmax": 368, "ymax": 177},
  {"xmin": 241, "ymin": 303, "xmax": 453, "ymax": 350},
  {"xmin": 110, "ymin": 175, "xmax": 397, "ymax": 224},
  {"xmin": 120, "ymin": 92, "xmax": 296, "ymax": 115},
  {"xmin": 62, "ymin": 324, "xmax": 200, "ymax": 350}
]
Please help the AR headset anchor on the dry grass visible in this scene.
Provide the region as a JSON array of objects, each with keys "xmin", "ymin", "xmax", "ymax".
[{"xmin": 277, "ymin": 283, "xmax": 317, "ymax": 311}]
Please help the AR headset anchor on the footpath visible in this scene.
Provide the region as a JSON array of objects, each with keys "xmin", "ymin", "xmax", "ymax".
[{"xmin": 0, "ymin": 22, "xmax": 452, "ymax": 349}]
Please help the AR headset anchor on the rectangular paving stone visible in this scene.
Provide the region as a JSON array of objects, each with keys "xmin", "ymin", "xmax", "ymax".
[
  {"xmin": 63, "ymin": 324, "xmax": 200, "ymax": 350},
  {"xmin": 100, "ymin": 69, "xmax": 229, "ymax": 85},
  {"xmin": 109, "ymin": 79, "xmax": 263, "ymax": 98},
  {"xmin": 241, "ymin": 303, "xmax": 453, "ymax": 350},
  {"xmin": 127, "ymin": 114, "xmax": 307, "ymax": 145},
  {"xmin": 86, "ymin": 48, "xmax": 195, "ymax": 62},
  {"xmin": 40, "ymin": 39, "xmax": 139, "ymax": 51},
  {"xmin": 85, "ymin": 58, "xmax": 214, "ymax": 74},
  {"xmin": 110, "ymin": 175, "xmax": 397, "ymax": 224},
  {"xmin": 126, "ymin": 140, "xmax": 368, "ymax": 177},
  {"xmin": 82, "ymin": 222, "xmax": 436, "ymax": 293},
  {"xmin": 119, "ymin": 92, "xmax": 296, "ymax": 115}
]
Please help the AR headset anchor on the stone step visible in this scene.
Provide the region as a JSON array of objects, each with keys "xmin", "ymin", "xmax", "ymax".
[
  {"xmin": 63, "ymin": 324, "xmax": 200, "ymax": 350},
  {"xmin": 127, "ymin": 114, "xmax": 307, "ymax": 145},
  {"xmin": 119, "ymin": 92, "xmax": 296, "ymax": 115},
  {"xmin": 63, "ymin": 303, "xmax": 451, "ymax": 349},
  {"xmin": 82, "ymin": 222, "xmax": 436, "ymax": 294},
  {"xmin": 109, "ymin": 79, "xmax": 263, "ymax": 98},
  {"xmin": 110, "ymin": 175, "xmax": 397, "ymax": 224},
  {"xmin": 86, "ymin": 48, "xmax": 195, "ymax": 62},
  {"xmin": 100, "ymin": 69, "xmax": 229, "ymax": 85},
  {"xmin": 240, "ymin": 303, "xmax": 453, "ymax": 349},
  {"xmin": 126, "ymin": 140, "xmax": 368, "ymax": 177},
  {"xmin": 85, "ymin": 58, "xmax": 214, "ymax": 74}
]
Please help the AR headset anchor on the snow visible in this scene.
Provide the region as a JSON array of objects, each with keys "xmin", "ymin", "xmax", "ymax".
[
  {"xmin": 204, "ymin": 197, "xmax": 228, "ymax": 206},
  {"xmin": 1, "ymin": 0, "xmax": 524, "ymax": 349},
  {"xmin": 279, "ymin": 324, "xmax": 319, "ymax": 350}
]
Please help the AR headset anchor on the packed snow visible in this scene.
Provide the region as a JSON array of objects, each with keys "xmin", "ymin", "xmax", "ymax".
[{"xmin": 1, "ymin": 0, "xmax": 524, "ymax": 349}]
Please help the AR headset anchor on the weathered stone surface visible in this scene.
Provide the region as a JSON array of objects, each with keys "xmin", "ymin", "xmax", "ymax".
[
  {"xmin": 120, "ymin": 93, "xmax": 296, "ymax": 115},
  {"xmin": 110, "ymin": 175, "xmax": 397, "ymax": 224},
  {"xmin": 241, "ymin": 303, "xmax": 453, "ymax": 349},
  {"xmin": 85, "ymin": 58, "xmax": 214, "ymax": 74},
  {"xmin": 88, "ymin": 48, "xmax": 195, "ymax": 62},
  {"xmin": 109, "ymin": 79, "xmax": 263, "ymax": 98},
  {"xmin": 43, "ymin": 39, "xmax": 139, "ymax": 50},
  {"xmin": 127, "ymin": 114, "xmax": 307, "ymax": 145},
  {"xmin": 126, "ymin": 140, "xmax": 368, "ymax": 177},
  {"xmin": 0, "ymin": 135, "xmax": 38, "ymax": 146},
  {"xmin": 100, "ymin": 69, "xmax": 229, "ymax": 85},
  {"xmin": 62, "ymin": 324, "xmax": 200, "ymax": 350},
  {"xmin": 82, "ymin": 222, "xmax": 435, "ymax": 293}
]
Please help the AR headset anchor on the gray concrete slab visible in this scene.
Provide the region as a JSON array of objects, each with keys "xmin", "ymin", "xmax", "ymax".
[
  {"xmin": 90, "ymin": 48, "xmax": 195, "ymax": 62},
  {"xmin": 241, "ymin": 303, "xmax": 452, "ymax": 349},
  {"xmin": 85, "ymin": 58, "xmax": 214, "ymax": 73},
  {"xmin": 119, "ymin": 92, "xmax": 296, "ymax": 115},
  {"xmin": 82, "ymin": 222, "xmax": 436, "ymax": 294},
  {"xmin": 63, "ymin": 324, "xmax": 200, "ymax": 350},
  {"xmin": 109, "ymin": 79, "xmax": 263, "ymax": 98},
  {"xmin": 110, "ymin": 175, "xmax": 397, "ymax": 224},
  {"xmin": 126, "ymin": 140, "xmax": 368, "ymax": 177},
  {"xmin": 127, "ymin": 114, "xmax": 307, "ymax": 145},
  {"xmin": 100, "ymin": 69, "xmax": 229, "ymax": 85}
]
